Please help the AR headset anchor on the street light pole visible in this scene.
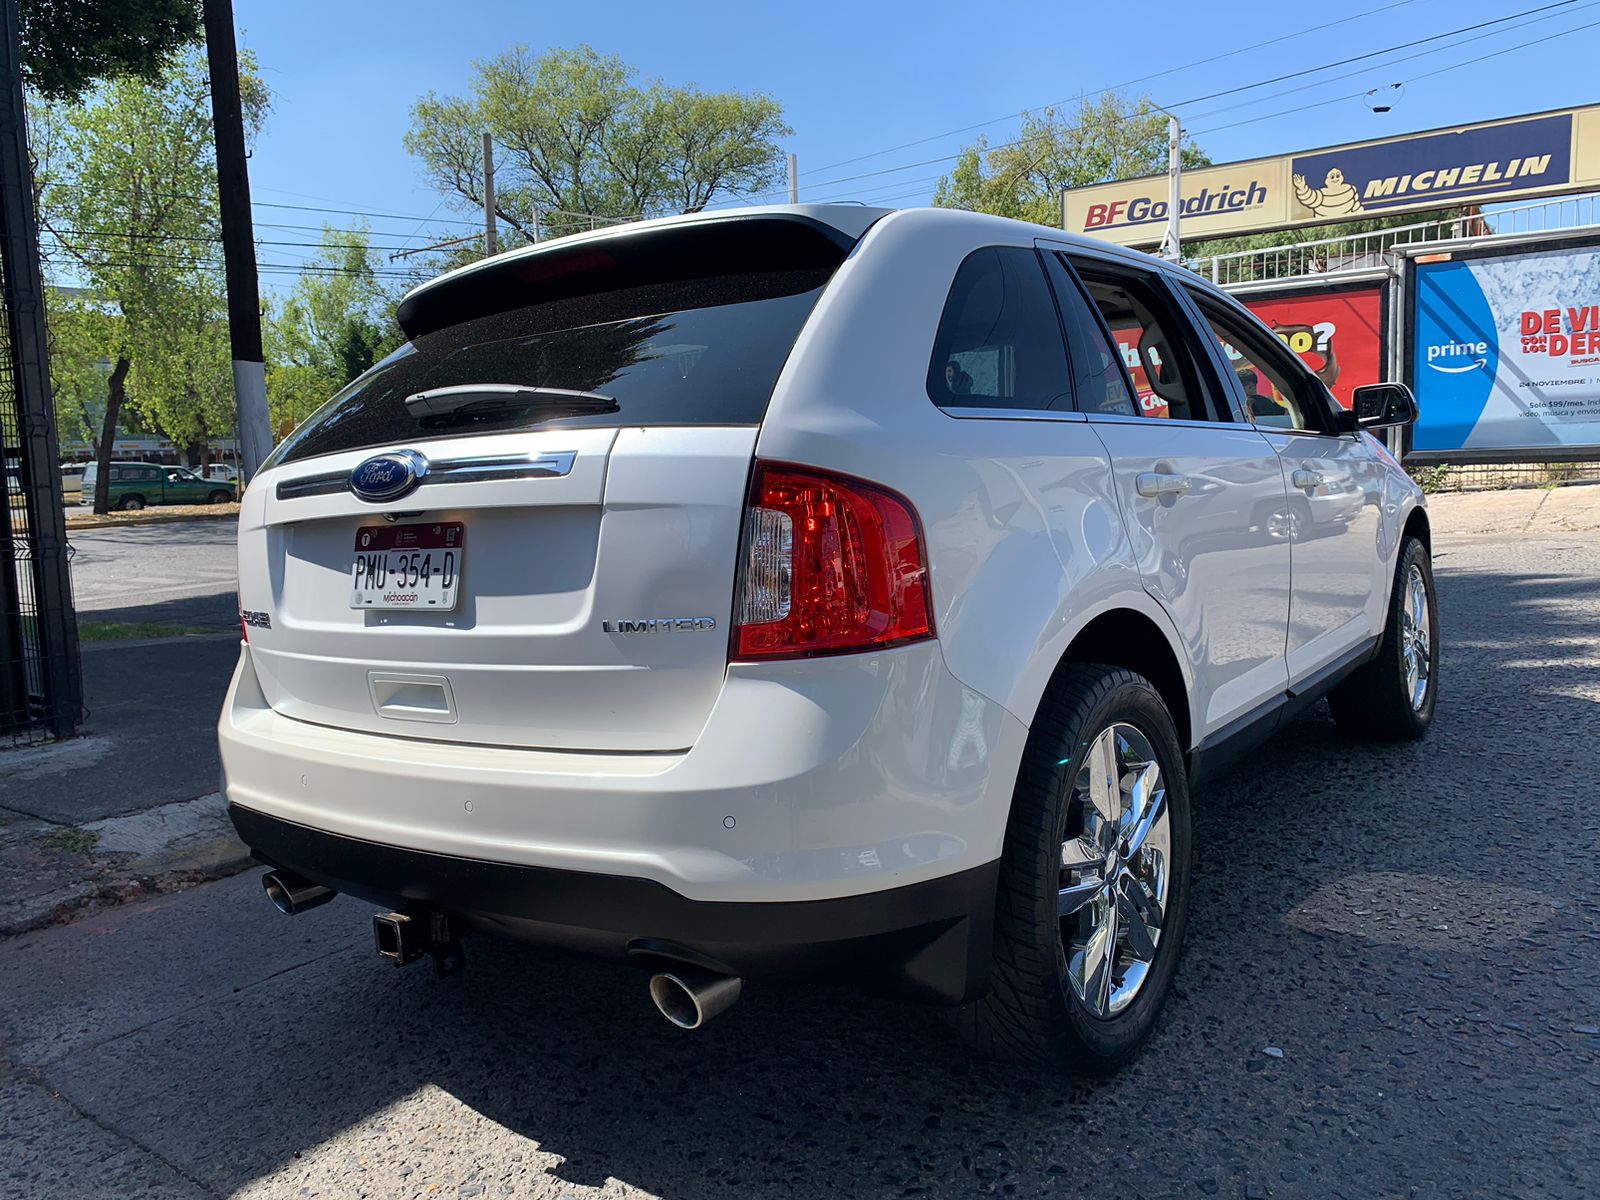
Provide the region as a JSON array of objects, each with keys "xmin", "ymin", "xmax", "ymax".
[{"xmin": 1150, "ymin": 102, "xmax": 1183, "ymax": 263}]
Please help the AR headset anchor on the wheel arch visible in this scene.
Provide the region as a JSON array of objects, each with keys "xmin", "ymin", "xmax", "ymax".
[
  {"xmin": 1402, "ymin": 503, "xmax": 1431, "ymax": 554},
  {"xmin": 1027, "ymin": 601, "xmax": 1194, "ymax": 755}
]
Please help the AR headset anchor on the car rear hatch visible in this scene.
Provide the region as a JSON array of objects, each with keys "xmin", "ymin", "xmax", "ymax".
[{"xmin": 241, "ymin": 209, "xmax": 882, "ymax": 752}]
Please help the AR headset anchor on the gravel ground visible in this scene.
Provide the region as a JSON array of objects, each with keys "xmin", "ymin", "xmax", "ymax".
[{"xmin": 2, "ymin": 501, "xmax": 1597, "ymax": 1200}]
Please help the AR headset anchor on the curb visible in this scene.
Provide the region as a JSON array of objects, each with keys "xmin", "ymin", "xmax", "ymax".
[
  {"xmin": 0, "ymin": 792, "xmax": 256, "ymax": 939},
  {"xmin": 66, "ymin": 508, "xmax": 239, "ymax": 532}
]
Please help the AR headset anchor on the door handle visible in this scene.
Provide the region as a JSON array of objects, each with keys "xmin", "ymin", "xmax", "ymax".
[
  {"xmin": 1135, "ymin": 471, "xmax": 1193, "ymax": 498},
  {"xmin": 1291, "ymin": 468, "xmax": 1325, "ymax": 490}
]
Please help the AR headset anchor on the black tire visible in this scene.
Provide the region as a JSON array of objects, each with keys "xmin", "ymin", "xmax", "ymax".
[
  {"xmin": 1328, "ymin": 535, "xmax": 1437, "ymax": 741},
  {"xmin": 953, "ymin": 663, "xmax": 1192, "ymax": 1074},
  {"xmin": 208, "ymin": 490, "xmax": 232, "ymax": 505},
  {"xmin": 118, "ymin": 494, "xmax": 145, "ymax": 511}
]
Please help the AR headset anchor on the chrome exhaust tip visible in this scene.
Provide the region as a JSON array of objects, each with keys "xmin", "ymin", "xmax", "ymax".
[
  {"xmin": 648, "ymin": 965, "xmax": 743, "ymax": 1029},
  {"xmin": 262, "ymin": 869, "xmax": 336, "ymax": 916}
]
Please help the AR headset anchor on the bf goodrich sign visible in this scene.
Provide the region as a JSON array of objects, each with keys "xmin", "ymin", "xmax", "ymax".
[{"xmin": 1063, "ymin": 105, "xmax": 1600, "ymax": 247}]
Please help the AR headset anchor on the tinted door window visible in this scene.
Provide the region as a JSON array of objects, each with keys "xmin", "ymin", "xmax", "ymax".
[
  {"xmin": 1186, "ymin": 293, "xmax": 1327, "ymax": 432},
  {"xmin": 1068, "ymin": 261, "xmax": 1223, "ymax": 422},
  {"xmin": 927, "ymin": 247, "xmax": 1072, "ymax": 411},
  {"xmin": 1041, "ymin": 253, "xmax": 1137, "ymax": 417}
]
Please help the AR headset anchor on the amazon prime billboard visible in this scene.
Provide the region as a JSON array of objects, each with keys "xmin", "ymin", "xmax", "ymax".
[{"xmin": 1409, "ymin": 239, "xmax": 1600, "ymax": 458}]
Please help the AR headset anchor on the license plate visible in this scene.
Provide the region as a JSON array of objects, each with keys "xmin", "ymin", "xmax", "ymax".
[{"xmin": 350, "ymin": 523, "xmax": 464, "ymax": 610}]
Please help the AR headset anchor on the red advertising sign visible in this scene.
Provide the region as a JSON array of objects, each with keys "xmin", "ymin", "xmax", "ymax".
[{"xmin": 1241, "ymin": 285, "xmax": 1385, "ymax": 410}]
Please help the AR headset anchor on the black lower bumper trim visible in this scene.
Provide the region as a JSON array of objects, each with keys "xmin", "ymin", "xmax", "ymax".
[{"xmin": 229, "ymin": 804, "xmax": 997, "ymax": 1005}]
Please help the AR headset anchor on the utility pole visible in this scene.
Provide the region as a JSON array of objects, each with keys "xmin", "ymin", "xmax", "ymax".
[
  {"xmin": 482, "ymin": 133, "xmax": 498, "ymax": 256},
  {"xmin": 1151, "ymin": 102, "xmax": 1183, "ymax": 263},
  {"xmin": 203, "ymin": 0, "xmax": 273, "ymax": 481},
  {"xmin": 787, "ymin": 154, "xmax": 798, "ymax": 204}
]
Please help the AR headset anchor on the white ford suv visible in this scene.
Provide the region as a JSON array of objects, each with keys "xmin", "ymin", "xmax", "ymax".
[{"xmin": 221, "ymin": 204, "xmax": 1436, "ymax": 1072}]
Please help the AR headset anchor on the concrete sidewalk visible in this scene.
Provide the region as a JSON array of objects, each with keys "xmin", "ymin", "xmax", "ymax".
[
  {"xmin": 1426, "ymin": 480, "xmax": 1600, "ymax": 536},
  {"xmin": 0, "ymin": 635, "xmax": 249, "ymax": 935}
]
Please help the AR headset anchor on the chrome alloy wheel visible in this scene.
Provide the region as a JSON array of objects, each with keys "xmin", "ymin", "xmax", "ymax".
[
  {"xmin": 1401, "ymin": 563, "xmax": 1432, "ymax": 711},
  {"xmin": 1057, "ymin": 723, "xmax": 1171, "ymax": 1019}
]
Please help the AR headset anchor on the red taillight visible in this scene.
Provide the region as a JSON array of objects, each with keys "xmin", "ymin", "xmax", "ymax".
[
  {"xmin": 240, "ymin": 613, "xmax": 249, "ymax": 643},
  {"xmin": 732, "ymin": 462, "xmax": 934, "ymax": 661}
]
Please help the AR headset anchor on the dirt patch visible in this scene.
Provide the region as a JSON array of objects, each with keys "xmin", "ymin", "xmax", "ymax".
[{"xmin": 65, "ymin": 503, "xmax": 239, "ymax": 530}]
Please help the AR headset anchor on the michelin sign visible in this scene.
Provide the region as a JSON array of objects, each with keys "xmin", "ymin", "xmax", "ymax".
[{"xmin": 1064, "ymin": 106, "xmax": 1600, "ymax": 247}]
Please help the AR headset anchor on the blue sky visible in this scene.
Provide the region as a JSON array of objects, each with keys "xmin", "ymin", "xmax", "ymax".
[{"xmin": 234, "ymin": 0, "xmax": 1600, "ymax": 274}]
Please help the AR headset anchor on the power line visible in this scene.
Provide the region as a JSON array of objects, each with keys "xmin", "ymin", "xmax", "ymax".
[
  {"xmin": 48, "ymin": 227, "xmax": 456, "ymax": 254},
  {"xmin": 842, "ymin": 10, "xmax": 1600, "ymax": 211},
  {"xmin": 740, "ymin": 0, "xmax": 1587, "ymax": 204},
  {"xmin": 1182, "ymin": 0, "xmax": 1597, "ymax": 124},
  {"xmin": 1188, "ymin": 13, "xmax": 1600, "ymax": 138},
  {"xmin": 803, "ymin": 0, "xmax": 1430, "ymax": 177}
]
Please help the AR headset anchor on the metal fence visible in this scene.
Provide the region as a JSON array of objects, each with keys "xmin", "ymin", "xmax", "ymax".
[
  {"xmin": 1407, "ymin": 460, "xmax": 1600, "ymax": 494},
  {"xmin": 0, "ymin": 324, "xmax": 80, "ymax": 745},
  {"xmin": 1194, "ymin": 195, "xmax": 1600, "ymax": 286},
  {"xmin": 1, "ymin": 0, "xmax": 81, "ymax": 745}
]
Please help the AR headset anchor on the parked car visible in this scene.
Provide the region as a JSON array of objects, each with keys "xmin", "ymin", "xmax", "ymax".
[
  {"xmin": 204, "ymin": 464, "xmax": 239, "ymax": 482},
  {"xmin": 220, "ymin": 205, "xmax": 1436, "ymax": 1072},
  {"xmin": 81, "ymin": 461, "xmax": 237, "ymax": 509},
  {"xmin": 60, "ymin": 462, "xmax": 86, "ymax": 504}
]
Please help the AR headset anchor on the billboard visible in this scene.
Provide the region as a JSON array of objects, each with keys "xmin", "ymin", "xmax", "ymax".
[
  {"xmin": 1409, "ymin": 239, "xmax": 1600, "ymax": 456},
  {"xmin": 1063, "ymin": 105, "xmax": 1600, "ymax": 247},
  {"xmin": 1240, "ymin": 285, "xmax": 1386, "ymax": 411}
]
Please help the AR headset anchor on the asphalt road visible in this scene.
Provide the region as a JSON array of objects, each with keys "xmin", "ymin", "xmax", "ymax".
[
  {"xmin": 69, "ymin": 517, "xmax": 239, "ymax": 630},
  {"xmin": 4, "ymin": 512, "xmax": 1598, "ymax": 1199}
]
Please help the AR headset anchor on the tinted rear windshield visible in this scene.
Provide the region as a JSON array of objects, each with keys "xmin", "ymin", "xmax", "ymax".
[{"xmin": 269, "ymin": 218, "xmax": 853, "ymax": 467}]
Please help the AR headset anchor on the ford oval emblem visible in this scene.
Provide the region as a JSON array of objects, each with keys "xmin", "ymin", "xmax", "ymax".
[{"xmin": 349, "ymin": 450, "xmax": 427, "ymax": 502}]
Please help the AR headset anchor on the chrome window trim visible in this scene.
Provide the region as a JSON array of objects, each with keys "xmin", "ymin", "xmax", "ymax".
[
  {"xmin": 939, "ymin": 406, "xmax": 1087, "ymax": 423},
  {"xmin": 1082, "ymin": 413, "xmax": 1234, "ymax": 433},
  {"xmin": 275, "ymin": 450, "xmax": 578, "ymax": 501}
]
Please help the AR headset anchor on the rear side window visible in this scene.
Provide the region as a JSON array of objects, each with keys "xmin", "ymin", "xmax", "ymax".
[
  {"xmin": 927, "ymin": 247, "xmax": 1072, "ymax": 411},
  {"xmin": 269, "ymin": 218, "xmax": 854, "ymax": 467}
]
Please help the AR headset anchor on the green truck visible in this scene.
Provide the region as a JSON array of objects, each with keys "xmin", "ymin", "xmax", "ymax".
[{"xmin": 79, "ymin": 461, "xmax": 237, "ymax": 510}]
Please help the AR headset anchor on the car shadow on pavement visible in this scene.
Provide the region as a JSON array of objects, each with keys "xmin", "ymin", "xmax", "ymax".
[{"xmin": 25, "ymin": 560, "xmax": 1599, "ymax": 1199}]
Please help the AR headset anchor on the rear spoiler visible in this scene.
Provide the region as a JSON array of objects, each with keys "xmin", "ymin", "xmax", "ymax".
[{"xmin": 396, "ymin": 208, "xmax": 890, "ymax": 341}]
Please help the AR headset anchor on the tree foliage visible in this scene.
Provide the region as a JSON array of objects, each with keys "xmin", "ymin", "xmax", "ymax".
[
  {"xmin": 44, "ymin": 294, "xmax": 113, "ymax": 450},
  {"xmin": 266, "ymin": 226, "xmax": 405, "ymax": 434},
  {"xmin": 932, "ymin": 95, "xmax": 1210, "ymax": 228},
  {"xmin": 405, "ymin": 45, "xmax": 791, "ymax": 240},
  {"xmin": 19, "ymin": 0, "xmax": 201, "ymax": 101},
  {"xmin": 33, "ymin": 48, "xmax": 267, "ymax": 508}
]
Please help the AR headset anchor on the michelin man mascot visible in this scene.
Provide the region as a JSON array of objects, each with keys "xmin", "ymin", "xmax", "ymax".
[{"xmin": 1293, "ymin": 167, "xmax": 1364, "ymax": 218}]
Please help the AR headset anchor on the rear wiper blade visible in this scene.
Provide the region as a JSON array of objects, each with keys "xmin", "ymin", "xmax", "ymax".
[{"xmin": 404, "ymin": 384, "xmax": 618, "ymax": 418}]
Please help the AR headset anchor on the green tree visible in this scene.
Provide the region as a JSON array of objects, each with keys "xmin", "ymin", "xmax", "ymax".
[
  {"xmin": 44, "ymin": 294, "xmax": 115, "ymax": 451},
  {"xmin": 265, "ymin": 225, "xmax": 405, "ymax": 434},
  {"xmin": 932, "ymin": 95, "xmax": 1209, "ymax": 229},
  {"xmin": 19, "ymin": 0, "xmax": 200, "ymax": 101},
  {"xmin": 33, "ymin": 47, "xmax": 268, "ymax": 511},
  {"xmin": 405, "ymin": 45, "xmax": 791, "ymax": 240}
]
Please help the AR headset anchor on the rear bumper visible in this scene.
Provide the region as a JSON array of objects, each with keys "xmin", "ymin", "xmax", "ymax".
[
  {"xmin": 232, "ymin": 803, "xmax": 997, "ymax": 1004},
  {"xmin": 219, "ymin": 640, "xmax": 1026, "ymax": 904}
]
